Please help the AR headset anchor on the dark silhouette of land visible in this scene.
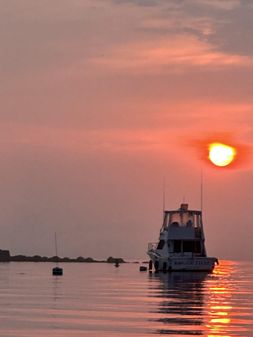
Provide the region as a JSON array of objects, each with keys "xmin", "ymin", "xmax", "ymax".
[{"xmin": 0, "ymin": 250, "xmax": 125, "ymax": 263}]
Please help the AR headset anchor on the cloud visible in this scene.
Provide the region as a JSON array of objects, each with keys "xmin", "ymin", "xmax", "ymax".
[
  {"xmin": 113, "ymin": 0, "xmax": 158, "ymax": 6},
  {"xmin": 2, "ymin": 97, "xmax": 253, "ymax": 156},
  {"xmin": 110, "ymin": 0, "xmax": 253, "ymax": 59},
  {"xmin": 191, "ymin": 0, "xmax": 240, "ymax": 11},
  {"xmin": 91, "ymin": 34, "xmax": 253, "ymax": 73},
  {"xmin": 207, "ymin": 3, "xmax": 253, "ymax": 56}
]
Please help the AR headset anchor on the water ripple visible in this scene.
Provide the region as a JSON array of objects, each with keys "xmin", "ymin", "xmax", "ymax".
[{"xmin": 0, "ymin": 261, "xmax": 252, "ymax": 336}]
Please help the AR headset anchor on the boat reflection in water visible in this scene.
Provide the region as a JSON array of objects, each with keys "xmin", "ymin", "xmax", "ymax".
[
  {"xmin": 148, "ymin": 271, "xmax": 208, "ymax": 335},
  {"xmin": 147, "ymin": 260, "xmax": 253, "ymax": 337}
]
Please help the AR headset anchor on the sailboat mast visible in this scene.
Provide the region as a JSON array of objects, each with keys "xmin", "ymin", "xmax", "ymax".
[
  {"xmin": 55, "ymin": 232, "xmax": 58, "ymax": 262},
  {"xmin": 52, "ymin": 233, "xmax": 63, "ymax": 275}
]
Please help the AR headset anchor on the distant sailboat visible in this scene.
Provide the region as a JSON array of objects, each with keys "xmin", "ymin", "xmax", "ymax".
[{"xmin": 52, "ymin": 232, "xmax": 63, "ymax": 276}]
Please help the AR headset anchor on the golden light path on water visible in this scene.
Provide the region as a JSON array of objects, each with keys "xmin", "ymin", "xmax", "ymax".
[{"xmin": 206, "ymin": 263, "xmax": 234, "ymax": 337}]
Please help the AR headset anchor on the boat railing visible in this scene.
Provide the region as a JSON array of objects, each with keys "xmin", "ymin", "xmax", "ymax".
[{"xmin": 148, "ymin": 242, "xmax": 158, "ymax": 252}]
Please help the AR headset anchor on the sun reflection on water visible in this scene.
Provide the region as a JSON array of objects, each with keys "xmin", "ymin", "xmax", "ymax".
[
  {"xmin": 205, "ymin": 261, "xmax": 235, "ymax": 337},
  {"xmin": 147, "ymin": 260, "xmax": 247, "ymax": 337}
]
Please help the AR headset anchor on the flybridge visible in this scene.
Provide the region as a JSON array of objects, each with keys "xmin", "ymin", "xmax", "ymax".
[{"xmin": 162, "ymin": 203, "xmax": 203, "ymax": 232}]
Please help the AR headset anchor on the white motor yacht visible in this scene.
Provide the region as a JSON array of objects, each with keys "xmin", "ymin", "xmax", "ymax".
[{"xmin": 147, "ymin": 203, "xmax": 218, "ymax": 272}]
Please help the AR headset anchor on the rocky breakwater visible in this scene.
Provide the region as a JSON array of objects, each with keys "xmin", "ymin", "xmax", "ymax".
[{"xmin": 0, "ymin": 249, "xmax": 10, "ymax": 262}]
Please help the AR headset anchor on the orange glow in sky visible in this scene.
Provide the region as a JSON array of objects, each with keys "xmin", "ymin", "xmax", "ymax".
[
  {"xmin": 3, "ymin": 0, "xmax": 253, "ymax": 261},
  {"xmin": 208, "ymin": 143, "xmax": 237, "ymax": 167}
]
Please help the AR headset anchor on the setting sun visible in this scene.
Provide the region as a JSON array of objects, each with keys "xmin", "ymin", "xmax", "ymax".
[{"xmin": 208, "ymin": 143, "xmax": 236, "ymax": 167}]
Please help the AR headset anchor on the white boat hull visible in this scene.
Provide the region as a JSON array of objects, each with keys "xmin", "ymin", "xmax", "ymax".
[{"xmin": 148, "ymin": 255, "xmax": 217, "ymax": 272}]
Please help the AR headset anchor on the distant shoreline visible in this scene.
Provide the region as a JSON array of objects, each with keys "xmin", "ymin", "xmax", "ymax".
[{"xmin": 0, "ymin": 249, "xmax": 126, "ymax": 264}]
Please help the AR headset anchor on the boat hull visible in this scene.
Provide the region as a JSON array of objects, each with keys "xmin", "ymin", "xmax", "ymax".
[{"xmin": 149, "ymin": 255, "xmax": 217, "ymax": 272}]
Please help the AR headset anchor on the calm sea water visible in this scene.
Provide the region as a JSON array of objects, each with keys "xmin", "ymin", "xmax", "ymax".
[{"xmin": 0, "ymin": 261, "xmax": 252, "ymax": 337}]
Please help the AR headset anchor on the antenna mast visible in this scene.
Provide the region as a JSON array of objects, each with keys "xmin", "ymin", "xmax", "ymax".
[
  {"xmin": 163, "ymin": 176, "xmax": 166, "ymax": 214},
  {"xmin": 200, "ymin": 169, "xmax": 203, "ymax": 212}
]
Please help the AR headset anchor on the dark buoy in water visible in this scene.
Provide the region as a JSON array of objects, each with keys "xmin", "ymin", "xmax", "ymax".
[
  {"xmin": 52, "ymin": 266, "xmax": 63, "ymax": 276},
  {"xmin": 52, "ymin": 232, "xmax": 63, "ymax": 276},
  {"xmin": 139, "ymin": 266, "xmax": 147, "ymax": 272},
  {"xmin": 115, "ymin": 260, "xmax": 120, "ymax": 268}
]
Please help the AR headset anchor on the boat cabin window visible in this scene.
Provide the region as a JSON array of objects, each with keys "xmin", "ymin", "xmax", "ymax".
[
  {"xmin": 195, "ymin": 241, "xmax": 201, "ymax": 253},
  {"xmin": 183, "ymin": 241, "xmax": 195, "ymax": 252},
  {"xmin": 183, "ymin": 240, "xmax": 201, "ymax": 253},
  {"xmin": 173, "ymin": 240, "xmax": 181, "ymax": 253},
  {"xmin": 173, "ymin": 240, "xmax": 201, "ymax": 253},
  {"xmin": 157, "ymin": 240, "xmax": 165, "ymax": 250}
]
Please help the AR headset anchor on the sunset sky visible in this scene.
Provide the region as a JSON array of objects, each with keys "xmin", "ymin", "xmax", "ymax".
[{"xmin": 1, "ymin": 0, "xmax": 253, "ymax": 260}]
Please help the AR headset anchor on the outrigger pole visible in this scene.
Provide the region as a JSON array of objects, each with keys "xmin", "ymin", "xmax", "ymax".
[
  {"xmin": 163, "ymin": 176, "xmax": 166, "ymax": 214},
  {"xmin": 200, "ymin": 169, "xmax": 203, "ymax": 213}
]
